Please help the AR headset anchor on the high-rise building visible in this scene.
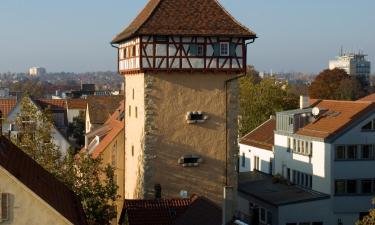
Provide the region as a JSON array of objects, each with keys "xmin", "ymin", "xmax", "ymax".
[
  {"xmin": 28, "ymin": 67, "xmax": 46, "ymax": 76},
  {"xmin": 329, "ymin": 52, "xmax": 371, "ymax": 86},
  {"xmin": 111, "ymin": 0, "xmax": 256, "ymax": 222}
]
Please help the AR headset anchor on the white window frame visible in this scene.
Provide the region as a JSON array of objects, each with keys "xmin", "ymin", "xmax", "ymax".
[{"xmin": 220, "ymin": 42, "xmax": 229, "ymax": 56}]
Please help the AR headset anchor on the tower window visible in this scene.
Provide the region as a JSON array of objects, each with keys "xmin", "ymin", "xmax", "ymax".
[
  {"xmin": 132, "ymin": 88, "xmax": 135, "ymax": 100},
  {"xmin": 131, "ymin": 145, "xmax": 134, "ymax": 156},
  {"xmin": 186, "ymin": 111, "xmax": 208, "ymax": 124},
  {"xmin": 135, "ymin": 107, "xmax": 138, "ymax": 118},
  {"xmin": 129, "ymin": 105, "xmax": 131, "ymax": 117},
  {"xmin": 178, "ymin": 155, "xmax": 203, "ymax": 167},
  {"xmin": 220, "ymin": 42, "xmax": 229, "ymax": 56}
]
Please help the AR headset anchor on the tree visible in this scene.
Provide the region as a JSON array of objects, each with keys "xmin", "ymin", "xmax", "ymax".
[
  {"xmin": 14, "ymin": 96, "xmax": 118, "ymax": 225},
  {"xmin": 309, "ymin": 68, "xmax": 365, "ymax": 100},
  {"xmin": 356, "ymin": 199, "xmax": 375, "ymax": 225},
  {"xmin": 13, "ymin": 96, "xmax": 62, "ymax": 176},
  {"xmin": 59, "ymin": 150, "xmax": 118, "ymax": 225},
  {"xmin": 239, "ymin": 76, "xmax": 298, "ymax": 136},
  {"xmin": 68, "ymin": 113, "xmax": 85, "ymax": 149}
]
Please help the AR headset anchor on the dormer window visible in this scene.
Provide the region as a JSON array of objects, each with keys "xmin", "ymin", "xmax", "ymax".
[{"xmin": 220, "ymin": 42, "xmax": 229, "ymax": 56}]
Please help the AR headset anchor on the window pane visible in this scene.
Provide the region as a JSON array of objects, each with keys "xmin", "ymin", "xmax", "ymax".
[
  {"xmin": 335, "ymin": 180, "xmax": 346, "ymax": 194},
  {"xmin": 260, "ymin": 208, "xmax": 266, "ymax": 221},
  {"xmin": 362, "ymin": 121, "xmax": 373, "ymax": 130},
  {"xmin": 335, "ymin": 146, "xmax": 346, "ymax": 160},
  {"xmin": 361, "ymin": 145, "xmax": 373, "ymax": 159},
  {"xmin": 361, "ymin": 180, "xmax": 372, "ymax": 194},
  {"xmin": 347, "ymin": 145, "xmax": 357, "ymax": 159},
  {"xmin": 347, "ymin": 180, "xmax": 357, "ymax": 194}
]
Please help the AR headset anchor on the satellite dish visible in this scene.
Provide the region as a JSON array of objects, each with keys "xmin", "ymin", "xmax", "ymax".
[{"xmin": 312, "ymin": 107, "xmax": 320, "ymax": 116}]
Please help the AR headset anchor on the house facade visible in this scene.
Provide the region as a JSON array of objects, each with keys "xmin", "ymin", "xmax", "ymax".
[
  {"xmin": 239, "ymin": 117, "xmax": 275, "ymax": 174},
  {"xmin": 111, "ymin": 0, "xmax": 256, "ymax": 222}
]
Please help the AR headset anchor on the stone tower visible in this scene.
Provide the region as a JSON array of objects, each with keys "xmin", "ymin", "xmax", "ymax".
[{"xmin": 111, "ymin": 0, "xmax": 256, "ymax": 207}]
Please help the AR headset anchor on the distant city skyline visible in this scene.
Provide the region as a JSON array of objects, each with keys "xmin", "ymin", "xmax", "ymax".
[{"xmin": 0, "ymin": 0, "xmax": 374, "ymax": 74}]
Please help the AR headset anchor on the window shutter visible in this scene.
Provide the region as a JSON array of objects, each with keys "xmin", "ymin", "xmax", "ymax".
[
  {"xmin": 0, "ymin": 193, "xmax": 10, "ymax": 221},
  {"xmin": 189, "ymin": 44, "xmax": 198, "ymax": 56},
  {"xmin": 213, "ymin": 43, "xmax": 220, "ymax": 56},
  {"xmin": 229, "ymin": 43, "xmax": 237, "ymax": 56}
]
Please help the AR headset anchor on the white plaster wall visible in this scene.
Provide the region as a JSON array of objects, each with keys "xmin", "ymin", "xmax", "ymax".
[
  {"xmin": 124, "ymin": 73, "xmax": 145, "ymax": 199},
  {"xmin": 239, "ymin": 143, "xmax": 274, "ymax": 174},
  {"xmin": 274, "ymin": 134, "xmax": 331, "ymax": 194}
]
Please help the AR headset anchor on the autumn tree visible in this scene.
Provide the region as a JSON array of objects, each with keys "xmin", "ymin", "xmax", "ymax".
[
  {"xmin": 13, "ymin": 96, "xmax": 62, "ymax": 175},
  {"xmin": 59, "ymin": 150, "xmax": 118, "ymax": 225},
  {"xmin": 309, "ymin": 68, "xmax": 365, "ymax": 100},
  {"xmin": 239, "ymin": 76, "xmax": 298, "ymax": 136},
  {"xmin": 356, "ymin": 199, "xmax": 375, "ymax": 225}
]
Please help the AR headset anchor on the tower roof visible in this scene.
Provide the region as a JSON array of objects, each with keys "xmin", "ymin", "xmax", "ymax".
[{"xmin": 112, "ymin": 0, "xmax": 256, "ymax": 44}]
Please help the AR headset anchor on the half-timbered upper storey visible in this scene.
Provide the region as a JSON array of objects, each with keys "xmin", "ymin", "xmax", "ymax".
[{"xmin": 111, "ymin": 0, "xmax": 257, "ymax": 75}]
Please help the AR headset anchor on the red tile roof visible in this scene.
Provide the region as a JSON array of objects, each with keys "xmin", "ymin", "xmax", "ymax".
[
  {"xmin": 358, "ymin": 92, "xmax": 375, "ymax": 102},
  {"xmin": 297, "ymin": 100, "xmax": 375, "ymax": 139},
  {"xmin": 0, "ymin": 136, "xmax": 87, "ymax": 225},
  {"xmin": 35, "ymin": 99, "xmax": 67, "ymax": 110},
  {"xmin": 67, "ymin": 99, "xmax": 87, "ymax": 109},
  {"xmin": 118, "ymin": 195, "xmax": 221, "ymax": 225},
  {"xmin": 0, "ymin": 99, "xmax": 17, "ymax": 116},
  {"xmin": 240, "ymin": 118, "xmax": 276, "ymax": 151},
  {"xmin": 112, "ymin": 0, "xmax": 256, "ymax": 43}
]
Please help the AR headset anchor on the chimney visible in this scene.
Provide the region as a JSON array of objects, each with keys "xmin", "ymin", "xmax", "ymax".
[
  {"xmin": 300, "ymin": 96, "xmax": 310, "ymax": 109},
  {"xmin": 222, "ymin": 186, "xmax": 234, "ymax": 225}
]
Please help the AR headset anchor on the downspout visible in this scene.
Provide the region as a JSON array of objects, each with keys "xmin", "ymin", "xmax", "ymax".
[
  {"xmin": 224, "ymin": 38, "xmax": 256, "ymax": 186},
  {"xmin": 111, "ymin": 42, "xmax": 126, "ymax": 200}
]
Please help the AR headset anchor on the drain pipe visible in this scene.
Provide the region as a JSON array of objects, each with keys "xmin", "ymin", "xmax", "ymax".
[{"xmin": 223, "ymin": 38, "xmax": 255, "ymax": 225}]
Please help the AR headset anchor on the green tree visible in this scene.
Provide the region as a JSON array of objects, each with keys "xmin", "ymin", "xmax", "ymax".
[
  {"xmin": 356, "ymin": 199, "xmax": 375, "ymax": 225},
  {"xmin": 239, "ymin": 76, "xmax": 298, "ymax": 136},
  {"xmin": 13, "ymin": 96, "xmax": 62, "ymax": 175},
  {"xmin": 59, "ymin": 150, "xmax": 118, "ymax": 225},
  {"xmin": 68, "ymin": 113, "xmax": 85, "ymax": 149},
  {"xmin": 309, "ymin": 68, "xmax": 366, "ymax": 100}
]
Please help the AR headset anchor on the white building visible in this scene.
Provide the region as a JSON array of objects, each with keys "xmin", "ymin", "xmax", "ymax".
[
  {"xmin": 329, "ymin": 53, "xmax": 371, "ymax": 86},
  {"xmin": 29, "ymin": 67, "xmax": 46, "ymax": 76},
  {"xmin": 239, "ymin": 116, "xmax": 275, "ymax": 174},
  {"xmin": 237, "ymin": 99, "xmax": 375, "ymax": 225}
]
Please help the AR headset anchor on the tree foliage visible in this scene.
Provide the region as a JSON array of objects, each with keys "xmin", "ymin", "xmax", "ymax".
[
  {"xmin": 13, "ymin": 97, "xmax": 118, "ymax": 225},
  {"xmin": 14, "ymin": 96, "xmax": 62, "ymax": 176},
  {"xmin": 356, "ymin": 199, "xmax": 375, "ymax": 225},
  {"xmin": 239, "ymin": 76, "xmax": 298, "ymax": 136},
  {"xmin": 68, "ymin": 113, "xmax": 86, "ymax": 149},
  {"xmin": 59, "ymin": 150, "xmax": 118, "ymax": 225},
  {"xmin": 309, "ymin": 68, "xmax": 365, "ymax": 100}
]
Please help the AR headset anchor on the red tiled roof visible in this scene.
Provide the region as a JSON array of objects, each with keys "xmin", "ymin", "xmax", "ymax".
[
  {"xmin": 87, "ymin": 96, "xmax": 123, "ymax": 125},
  {"xmin": 297, "ymin": 100, "xmax": 375, "ymax": 139},
  {"xmin": 35, "ymin": 99, "xmax": 67, "ymax": 110},
  {"xmin": 0, "ymin": 136, "xmax": 87, "ymax": 225},
  {"xmin": 358, "ymin": 92, "xmax": 375, "ymax": 102},
  {"xmin": 67, "ymin": 99, "xmax": 87, "ymax": 109},
  {"xmin": 119, "ymin": 195, "xmax": 221, "ymax": 225},
  {"xmin": 112, "ymin": 0, "xmax": 256, "ymax": 43},
  {"xmin": 0, "ymin": 99, "xmax": 17, "ymax": 116},
  {"xmin": 240, "ymin": 118, "xmax": 276, "ymax": 151}
]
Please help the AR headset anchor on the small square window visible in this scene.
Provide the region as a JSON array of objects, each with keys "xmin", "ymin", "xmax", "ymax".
[
  {"xmin": 347, "ymin": 180, "xmax": 357, "ymax": 194},
  {"xmin": 361, "ymin": 180, "xmax": 372, "ymax": 194},
  {"xmin": 220, "ymin": 42, "xmax": 229, "ymax": 56},
  {"xmin": 335, "ymin": 145, "xmax": 346, "ymax": 160},
  {"xmin": 197, "ymin": 45, "xmax": 204, "ymax": 56},
  {"xmin": 335, "ymin": 180, "xmax": 346, "ymax": 194},
  {"xmin": 347, "ymin": 145, "xmax": 357, "ymax": 159}
]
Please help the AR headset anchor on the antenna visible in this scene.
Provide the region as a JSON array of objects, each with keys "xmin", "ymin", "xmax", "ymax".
[{"xmin": 312, "ymin": 107, "xmax": 320, "ymax": 117}]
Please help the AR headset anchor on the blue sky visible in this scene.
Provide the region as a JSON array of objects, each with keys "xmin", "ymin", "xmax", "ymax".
[{"xmin": 0, "ymin": 0, "xmax": 374, "ymax": 73}]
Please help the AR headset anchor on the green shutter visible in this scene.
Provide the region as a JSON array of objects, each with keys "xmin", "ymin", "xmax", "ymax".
[
  {"xmin": 189, "ymin": 44, "xmax": 198, "ymax": 56},
  {"xmin": 213, "ymin": 43, "xmax": 220, "ymax": 56},
  {"xmin": 229, "ymin": 43, "xmax": 237, "ymax": 57}
]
